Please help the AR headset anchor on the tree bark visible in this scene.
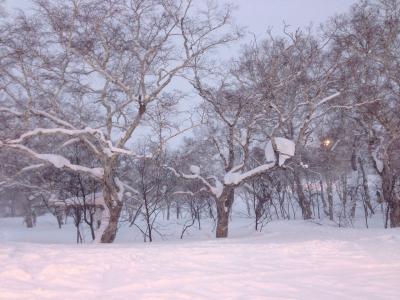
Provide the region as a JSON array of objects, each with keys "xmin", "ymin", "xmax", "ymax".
[
  {"xmin": 358, "ymin": 158, "xmax": 374, "ymax": 215},
  {"xmin": 389, "ymin": 201, "xmax": 400, "ymax": 227},
  {"xmin": 216, "ymin": 187, "xmax": 234, "ymax": 238},
  {"xmin": 294, "ymin": 172, "xmax": 312, "ymax": 220},
  {"xmin": 100, "ymin": 200, "xmax": 123, "ymax": 243},
  {"xmin": 381, "ymin": 162, "xmax": 400, "ymax": 228},
  {"xmin": 99, "ymin": 163, "xmax": 123, "ymax": 243},
  {"xmin": 326, "ymin": 177, "xmax": 334, "ymax": 221}
]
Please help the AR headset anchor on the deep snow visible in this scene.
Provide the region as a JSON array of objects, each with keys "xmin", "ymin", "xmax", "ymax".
[{"xmin": 0, "ymin": 216, "xmax": 399, "ymax": 300}]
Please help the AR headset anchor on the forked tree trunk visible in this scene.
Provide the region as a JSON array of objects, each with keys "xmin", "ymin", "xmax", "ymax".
[{"xmin": 216, "ymin": 187, "xmax": 234, "ymax": 238}]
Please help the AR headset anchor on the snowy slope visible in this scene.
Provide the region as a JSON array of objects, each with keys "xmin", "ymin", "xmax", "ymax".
[{"xmin": 0, "ymin": 219, "xmax": 399, "ymax": 300}]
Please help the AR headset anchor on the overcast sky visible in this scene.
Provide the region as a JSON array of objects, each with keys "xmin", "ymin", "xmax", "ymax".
[
  {"xmin": 8, "ymin": 0, "xmax": 357, "ymax": 32},
  {"xmin": 232, "ymin": 0, "xmax": 357, "ymax": 36},
  {"xmin": 6, "ymin": 0, "xmax": 358, "ymax": 54}
]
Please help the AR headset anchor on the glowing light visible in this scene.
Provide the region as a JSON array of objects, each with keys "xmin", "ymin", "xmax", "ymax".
[{"xmin": 323, "ymin": 139, "xmax": 332, "ymax": 148}]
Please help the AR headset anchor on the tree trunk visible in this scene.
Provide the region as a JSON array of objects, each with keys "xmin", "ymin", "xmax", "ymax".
[
  {"xmin": 100, "ymin": 202, "xmax": 123, "ymax": 243},
  {"xmin": 24, "ymin": 197, "xmax": 33, "ymax": 228},
  {"xmin": 358, "ymin": 158, "xmax": 374, "ymax": 215},
  {"xmin": 380, "ymin": 162, "xmax": 400, "ymax": 228},
  {"xmin": 294, "ymin": 172, "xmax": 312, "ymax": 220},
  {"xmin": 326, "ymin": 178, "xmax": 334, "ymax": 221},
  {"xmin": 319, "ymin": 179, "xmax": 329, "ymax": 217},
  {"xmin": 166, "ymin": 201, "xmax": 170, "ymax": 220},
  {"xmin": 99, "ymin": 163, "xmax": 123, "ymax": 243},
  {"xmin": 389, "ymin": 201, "xmax": 400, "ymax": 227},
  {"xmin": 216, "ymin": 187, "xmax": 234, "ymax": 238}
]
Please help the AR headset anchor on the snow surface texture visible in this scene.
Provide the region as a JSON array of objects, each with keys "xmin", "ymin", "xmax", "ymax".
[{"xmin": 0, "ymin": 217, "xmax": 400, "ymax": 300}]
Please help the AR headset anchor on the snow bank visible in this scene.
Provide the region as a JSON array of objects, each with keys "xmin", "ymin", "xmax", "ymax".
[{"xmin": 0, "ymin": 219, "xmax": 399, "ymax": 300}]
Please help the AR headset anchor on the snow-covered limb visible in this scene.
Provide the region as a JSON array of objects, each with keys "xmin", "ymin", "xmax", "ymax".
[
  {"xmin": 5, "ymin": 144, "xmax": 104, "ymax": 179},
  {"xmin": 20, "ymin": 163, "xmax": 46, "ymax": 172},
  {"xmin": 0, "ymin": 163, "xmax": 47, "ymax": 189},
  {"xmin": 108, "ymin": 145, "xmax": 149, "ymax": 159},
  {"xmin": 166, "ymin": 166, "xmax": 223, "ymax": 198},
  {"xmin": 224, "ymin": 137, "xmax": 295, "ymax": 185},
  {"xmin": 8, "ymin": 127, "xmax": 102, "ymax": 144},
  {"xmin": 315, "ymin": 92, "xmax": 341, "ymax": 107},
  {"xmin": 6, "ymin": 126, "xmax": 145, "ymax": 159},
  {"xmin": 0, "ymin": 107, "xmax": 104, "ymax": 156},
  {"xmin": 57, "ymin": 138, "xmax": 81, "ymax": 151},
  {"xmin": 118, "ymin": 180, "xmax": 140, "ymax": 196},
  {"xmin": 224, "ymin": 162, "xmax": 276, "ymax": 185},
  {"xmin": 0, "ymin": 107, "xmax": 23, "ymax": 116}
]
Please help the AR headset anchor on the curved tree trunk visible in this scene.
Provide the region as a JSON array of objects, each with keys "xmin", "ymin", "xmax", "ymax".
[
  {"xmin": 100, "ymin": 202, "xmax": 123, "ymax": 243},
  {"xmin": 99, "ymin": 162, "xmax": 123, "ymax": 243},
  {"xmin": 216, "ymin": 187, "xmax": 234, "ymax": 238}
]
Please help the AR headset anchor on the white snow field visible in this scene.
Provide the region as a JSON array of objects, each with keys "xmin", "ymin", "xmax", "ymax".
[{"xmin": 0, "ymin": 216, "xmax": 400, "ymax": 300}]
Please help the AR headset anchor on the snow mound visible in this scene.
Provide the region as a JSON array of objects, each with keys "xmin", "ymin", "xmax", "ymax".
[
  {"xmin": 189, "ymin": 165, "xmax": 201, "ymax": 175},
  {"xmin": 265, "ymin": 137, "xmax": 295, "ymax": 166}
]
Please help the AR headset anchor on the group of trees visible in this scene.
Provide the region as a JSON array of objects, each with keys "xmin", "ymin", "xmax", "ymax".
[{"xmin": 1, "ymin": 0, "xmax": 399, "ymax": 243}]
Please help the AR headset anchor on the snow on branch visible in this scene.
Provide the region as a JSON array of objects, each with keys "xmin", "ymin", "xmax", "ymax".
[
  {"xmin": 0, "ymin": 164, "xmax": 46, "ymax": 189},
  {"xmin": 8, "ymin": 127, "xmax": 101, "ymax": 144},
  {"xmin": 224, "ymin": 162, "xmax": 276, "ymax": 185},
  {"xmin": 0, "ymin": 107, "xmax": 23, "ymax": 116},
  {"xmin": 165, "ymin": 166, "xmax": 223, "ymax": 198},
  {"xmin": 225, "ymin": 137, "xmax": 295, "ymax": 185},
  {"xmin": 315, "ymin": 92, "xmax": 341, "ymax": 107},
  {"xmin": 6, "ymin": 126, "xmax": 144, "ymax": 159},
  {"xmin": 6, "ymin": 144, "xmax": 104, "ymax": 179}
]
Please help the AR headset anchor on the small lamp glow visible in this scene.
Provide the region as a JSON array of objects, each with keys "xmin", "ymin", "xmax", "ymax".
[{"xmin": 322, "ymin": 138, "xmax": 332, "ymax": 148}]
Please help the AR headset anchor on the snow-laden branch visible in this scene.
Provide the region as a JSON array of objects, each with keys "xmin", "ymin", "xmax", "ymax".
[
  {"xmin": 5, "ymin": 144, "xmax": 104, "ymax": 179},
  {"xmin": 224, "ymin": 162, "xmax": 276, "ymax": 185},
  {"xmin": 8, "ymin": 127, "xmax": 101, "ymax": 144},
  {"xmin": 225, "ymin": 137, "xmax": 295, "ymax": 185},
  {"xmin": 0, "ymin": 164, "xmax": 46, "ymax": 189},
  {"xmin": 5, "ymin": 126, "xmax": 145, "ymax": 159},
  {"xmin": 0, "ymin": 107, "xmax": 23, "ymax": 116},
  {"xmin": 119, "ymin": 180, "xmax": 140, "ymax": 196},
  {"xmin": 166, "ymin": 166, "xmax": 223, "ymax": 198},
  {"xmin": 315, "ymin": 92, "xmax": 341, "ymax": 107}
]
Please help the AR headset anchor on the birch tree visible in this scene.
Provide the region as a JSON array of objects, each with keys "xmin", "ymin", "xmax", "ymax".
[
  {"xmin": 0, "ymin": 0, "xmax": 239, "ymax": 242},
  {"xmin": 327, "ymin": 0, "xmax": 400, "ymax": 227}
]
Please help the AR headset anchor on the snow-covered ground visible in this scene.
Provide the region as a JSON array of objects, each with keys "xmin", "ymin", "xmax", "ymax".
[{"xmin": 1, "ymin": 215, "xmax": 400, "ymax": 299}]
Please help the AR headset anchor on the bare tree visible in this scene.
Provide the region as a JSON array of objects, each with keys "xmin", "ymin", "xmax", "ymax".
[
  {"xmin": 327, "ymin": 0, "xmax": 400, "ymax": 227},
  {"xmin": 0, "ymin": 0, "xmax": 239, "ymax": 242}
]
